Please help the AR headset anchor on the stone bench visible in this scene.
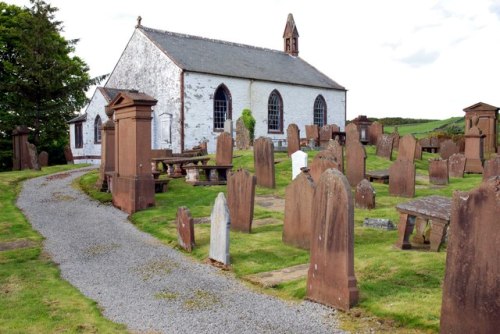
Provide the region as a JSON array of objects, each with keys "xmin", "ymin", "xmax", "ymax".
[{"xmin": 184, "ymin": 165, "xmax": 233, "ymax": 186}]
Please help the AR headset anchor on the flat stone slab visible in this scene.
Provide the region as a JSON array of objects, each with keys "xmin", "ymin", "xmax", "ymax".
[
  {"xmin": 396, "ymin": 195, "xmax": 451, "ymax": 221},
  {"xmin": 254, "ymin": 195, "xmax": 285, "ymax": 212},
  {"xmin": 244, "ymin": 264, "xmax": 309, "ymax": 288},
  {"xmin": 253, "ymin": 218, "xmax": 283, "ymax": 226},
  {"xmin": 363, "ymin": 218, "xmax": 395, "ymax": 230}
]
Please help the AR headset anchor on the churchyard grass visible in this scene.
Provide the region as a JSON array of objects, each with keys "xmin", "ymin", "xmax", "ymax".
[
  {"xmin": 0, "ymin": 165, "xmax": 127, "ymax": 333},
  {"xmin": 79, "ymin": 147, "xmax": 483, "ymax": 333}
]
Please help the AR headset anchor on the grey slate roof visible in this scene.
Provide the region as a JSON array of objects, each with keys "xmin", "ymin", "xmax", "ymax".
[
  {"xmin": 67, "ymin": 113, "xmax": 87, "ymax": 124},
  {"xmin": 139, "ymin": 26, "xmax": 345, "ymax": 90},
  {"xmin": 99, "ymin": 87, "xmax": 142, "ymax": 102}
]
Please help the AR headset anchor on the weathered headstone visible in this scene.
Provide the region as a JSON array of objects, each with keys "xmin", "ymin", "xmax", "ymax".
[
  {"xmin": 305, "ymin": 125, "xmax": 320, "ymax": 147},
  {"xmin": 429, "ymin": 158, "xmax": 449, "ymax": 185},
  {"xmin": 283, "ymin": 169, "xmax": 315, "ymax": 249},
  {"xmin": 345, "ymin": 123, "xmax": 359, "ymax": 144},
  {"xmin": 319, "ymin": 125, "xmax": 332, "ymax": 148},
  {"xmin": 253, "ymin": 137, "xmax": 275, "ymax": 188},
  {"xmin": 287, "ymin": 123, "xmax": 300, "ymax": 157},
  {"xmin": 464, "ymin": 125, "xmax": 485, "ymax": 173},
  {"xmin": 355, "ymin": 179, "xmax": 375, "ymax": 209},
  {"xmin": 185, "ymin": 163, "xmax": 200, "ymax": 184},
  {"xmin": 376, "ymin": 134, "xmax": 394, "ymax": 160},
  {"xmin": 38, "ymin": 151, "xmax": 49, "ymax": 167},
  {"xmin": 64, "ymin": 145, "xmax": 74, "ymax": 164},
  {"xmin": 439, "ymin": 139, "xmax": 459, "ymax": 160},
  {"xmin": 346, "ymin": 139, "xmax": 366, "ymax": 187},
  {"xmin": 448, "ymin": 153, "xmax": 466, "ymax": 178},
  {"xmin": 397, "ymin": 134, "xmax": 417, "ymax": 161},
  {"xmin": 389, "ymin": 160, "xmax": 415, "ymax": 198},
  {"xmin": 368, "ymin": 121, "xmax": 383, "ymax": 145},
  {"xmin": 483, "ymin": 155, "xmax": 500, "ymax": 181},
  {"xmin": 176, "ymin": 207, "xmax": 195, "ymax": 252},
  {"xmin": 209, "ymin": 192, "xmax": 231, "ymax": 265},
  {"xmin": 26, "ymin": 142, "xmax": 41, "ymax": 171},
  {"xmin": 440, "ymin": 177, "xmax": 500, "ymax": 333},
  {"xmin": 291, "ymin": 150, "xmax": 308, "ymax": 180},
  {"xmin": 224, "ymin": 119, "xmax": 233, "ymax": 138},
  {"xmin": 227, "ymin": 169, "xmax": 256, "ymax": 233},
  {"xmin": 216, "ymin": 131, "xmax": 233, "ymax": 165},
  {"xmin": 306, "ymin": 169, "xmax": 358, "ymax": 311},
  {"xmin": 391, "ymin": 129, "xmax": 400, "ymax": 151},
  {"xmin": 11, "ymin": 125, "xmax": 30, "ymax": 170},
  {"xmin": 309, "ymin": 150, "xmax": 339, "ymax": 184},
  {"xmin": 414, "ymin": 142, "xmax": 422, "ymax": 160},
  {"xmin": 326, "ymin": 139, "xmax": 344, "ymax": 173},
  {"xmin": 235, "ymin": 117, "xmax": 250, "ymax": 150}
]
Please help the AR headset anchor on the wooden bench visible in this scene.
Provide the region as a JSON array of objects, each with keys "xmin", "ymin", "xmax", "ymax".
[{"xmin": 184, "ymin": 165, "xmax": 233, "ymax": 186}]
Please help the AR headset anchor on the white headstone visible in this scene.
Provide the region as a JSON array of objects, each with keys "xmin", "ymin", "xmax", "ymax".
[
  {"xmin": 291, "ymin": 150, "xmax": 308, "ymax": 180},
  {"xmin": 209, "ymin": 192, "xmax": 230, "ymax": 265},
  {"xmin": 224, "ymin": 119, "xmax": 233, "ymax": 138}
]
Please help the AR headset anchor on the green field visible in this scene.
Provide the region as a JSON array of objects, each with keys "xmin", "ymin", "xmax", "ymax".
[{"xmin": 384, "ymin": 117, "xmax": 463, "ymax": 137}]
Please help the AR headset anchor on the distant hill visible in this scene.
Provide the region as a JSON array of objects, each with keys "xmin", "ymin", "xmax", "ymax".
[{"xmin": 383, "ymin": 117, "xmax": 464, "ymax": 138}]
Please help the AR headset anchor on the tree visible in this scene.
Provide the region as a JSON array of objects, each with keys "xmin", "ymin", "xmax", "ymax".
[{"xmin": 0, "ymin": 0, "xmax": 104, "ymax": 169}]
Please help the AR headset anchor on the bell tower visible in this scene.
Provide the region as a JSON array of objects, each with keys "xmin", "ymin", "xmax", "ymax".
[{"xmin": 283, "ymin": 13, "xmax": 299, "ymax": 57}]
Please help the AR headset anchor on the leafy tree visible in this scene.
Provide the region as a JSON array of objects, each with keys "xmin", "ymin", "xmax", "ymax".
[{"xmin": 0, "ymin": 0, "xmax": 104, "ymax": 169}]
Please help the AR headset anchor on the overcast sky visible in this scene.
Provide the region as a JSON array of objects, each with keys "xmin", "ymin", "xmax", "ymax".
[{"xmin": 6, "ymin": 0, "xmax": 500, "ymax": 120}]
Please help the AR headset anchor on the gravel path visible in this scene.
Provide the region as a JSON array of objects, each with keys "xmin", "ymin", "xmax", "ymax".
[{"xmin": 17, "ymin": 168, "xmax": 345, "ymax": 334}]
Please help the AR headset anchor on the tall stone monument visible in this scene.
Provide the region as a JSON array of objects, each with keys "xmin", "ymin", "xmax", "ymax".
[
  {"xmin": 463, "ymin": 102, "xmax": 498, "ymax": 155},
  {"xmin": 464, "ymin": 123, "xmax": 485, "ymax": 173},
  {"xmin": 97, "ymin": 105, "xmax": 116, "ymax": 191}
]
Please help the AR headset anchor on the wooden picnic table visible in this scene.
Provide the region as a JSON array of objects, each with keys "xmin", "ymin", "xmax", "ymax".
[
  {"xmin": 152, "ymin": 156, "xmax": 210, "ymax": 178},
  {"xmin": 394, "ymin": 195, "xmax": 452, "ymax": 252}
]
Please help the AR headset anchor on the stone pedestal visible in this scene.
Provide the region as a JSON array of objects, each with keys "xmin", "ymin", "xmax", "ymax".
[
  {"xmin": 109, "ymin": 91, "xmax": 157, "ymax": 214},
  {"xmin": 464, "ymin": 126, "xmax": 485, "ymax": 173},
  {"xmin": 97, "ymin": 112, "xmax": 116, "ymax": 192}
]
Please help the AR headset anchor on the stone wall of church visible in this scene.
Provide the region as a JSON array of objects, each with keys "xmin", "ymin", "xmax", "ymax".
[{"xmin": 183, "ymin": 72, "xmax": 346, "ymax": 153}]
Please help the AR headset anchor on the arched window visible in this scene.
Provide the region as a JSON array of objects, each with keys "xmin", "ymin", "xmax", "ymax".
[
  {"xmin": 313, "ymin": 95, "xmax": 327, "ymax": 127},
  {"xmin": 268, "ymin": 90, "xmax": 283, "ymax": 133},
  {"xmin": 94, "ymin": 115, "xmax": 102, "ymax": 144},
  {"xmin": 213, "ymin": 84, "xmax": 232, "ymax": 131}
]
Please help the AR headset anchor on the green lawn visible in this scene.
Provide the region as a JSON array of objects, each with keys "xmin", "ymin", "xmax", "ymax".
[
  {"xmin": 0, "ymin": 165, "xmax": 127, "ymax": 333},
  {"xmin": 385, "ymin": 117, "xmax": 463, "ymax": 137},
  {"xmin": 79, "ymin": 148, "xmax": 483, "ymax": 333}
]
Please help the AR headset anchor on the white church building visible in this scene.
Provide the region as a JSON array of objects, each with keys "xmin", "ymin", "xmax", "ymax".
[{"xmin": 68, "ymin": 14, "xmax": 347, "ymax": 163}]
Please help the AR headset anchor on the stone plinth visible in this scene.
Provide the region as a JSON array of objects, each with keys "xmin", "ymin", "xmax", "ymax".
[
  {"xmin": 283, "ymin": 170, "xmax": 315, "ymax": 249},
  {"xmin": 216, "ymin": 132, "xmax": 233, "ymax": 165},
  {"xmin": 397, "ymin": 134, "xmax": 417, "ymax": 161},
  {"xmin": 291, "ymin": 150, "xmax": 308, "ymax": 180},
  {"xmin": 429, "ymin": 158, "xmax": 449, "ymax": 185},
  {"xmin": 176, "ymin": 207, "xmax": 195, "ymax": 252},
  {"xmin": 287, "ymin": 123, "xmax": 300, "ymax": 157},
  {"xmin": 389, "ymin": 160, "xmax": 415, "ymax": 198},
  {"xmin": 227, "ymin": 169, "xmax": 256, "ymax": 233},
  {"xmin": 355, "ymin": 179, "xmax": 375, "ymax": 209},
  {"xmin": 209, "ymin": 193, "xmax": 231, "ymax": 265},
  {"xmin": 306, "ymin": 169, "xmax": 358, "ymax": 311},
  {"xmin": 109, "ymin": 91, "xmax": 157, "ymax": 214},
  {"xmin": 448, "ymin": 153, "xmax": 466, "ymax": 178},
  {"xmin": 346, "ymin": 139, "xmax": 366, "ymax": 187},
  {"xmin": 310, "ymin": 151, "xmax": 339, "ymax": 184},
  {"xmin": 253, "ymin": 137, "xmax": 275, "ymax": 188},
  {"xmin": 464, "ymin": 126, "xmax": 485, "ymax": 173},
  {"xmin": 376, "ymin": 134, "xmax": 393, "ymax": 160},
  {"xmin": 440, "ymin": 177, "xmax": 500, "ymax": 333},
  {"xmin": 12, "ymin": 125, "xmax": 30, "ymax": 170}
]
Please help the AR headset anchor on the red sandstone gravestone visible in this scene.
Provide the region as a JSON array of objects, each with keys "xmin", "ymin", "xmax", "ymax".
[
  {"xmin": 235, "ymin": 117, "xmax": 250, "ymax": 150},
  {"xmin": 397, "ymin": 134, "xmax": 417, "ymax": 161},
  {"xmin": 355, "ymin": 179, "xmax": 375, "ymax": 209},
  {"xmin": 287, "ymin": 123, "xmax": 300, "ymax": 157},
  {"xmin": 26, "ymin": 142, "xmax": 40, "ymax": 171},
  {"xmin": 176, "ymin": 206, "xmax": 195, "ymax": 252},
  {"xmin": 227, "ymin": 169, "xmax": 256, "ymax": 233},
  {"xmin": 305, "ymin": 125, "xmax": 319, "ymax": 146},
  {"xmin": 253, "ymin": 137, "xmax": 275, "ymax": 188},
  {"xmin": 345, "ymin": 123, "xmax": 359, "ymax": 144},
  {"xmin": 483, "ymin": 155, "xmax": 500, "ymax": 181},
  {"xmin": 368, "ymin": 121, "xmax": 383, "ymax": 145},
  {"xmin": 391, "ymin": 130, "xmax": 400, "ymax": 151},
  {"xmin": 216, "ymin": 132, "xmax": 233, "ymax": 165},
  {"xmin": 38, "ymin": 151, "xmax": 49, "ymax": 167},
  {"xmin": 464, "ymin": 125, "xmax": 485, "ymax": 173},
  {"xmin": 429, "ymin": 158, "xmax": 449, "ymax": 185},
  {"xmin": 327, "ymin": 139, "xmax": 344, "ymax": 173},
  {"xmin": 319, "ymin": 125, "xmax": 332, "ymax": 148},
  {"xmin": 97, "ymin": 105, "xmax": 116, "ymax": 192},
  {"xmin": 283, "ymin": 169, "xmax": 315, "ymax": 249},
  {"xmin": 389, "ymin": 159, "xmax": 415, "ymax": 198},
  {"xmin": 414, "ymin": 142, "xmax": 422, "ymax": 160},
  {"xmin": 448, "ymin": 153, "xmax": 466, "ymax": 178},
  {"xmin": 346, "ymin": 139, "xmax": 366, "ymax": 187},
  {"xmin": 64, "ymin": 145, "xmax": 74, "ymax": 164},
  {"xmin": 309, "ymin": 150, "xmax": 339, "ymax": 184},
  {"xmin": 376, "ymin": 134, "xmax": 393, "ymax": 160},
  {"xmin": 440, "ymin": 177, "xmax": 500, "ymax": 333},
  {"xmin": 439, "ymin": 139, "xmax": 459, "ymax": 160},
  {"xmin": 306, "ymin": 169, "xmax": 359, "ymax": 311},
  {"xmin": 12, "ymin": 125, "xmax": 30, "ymax": 170}
]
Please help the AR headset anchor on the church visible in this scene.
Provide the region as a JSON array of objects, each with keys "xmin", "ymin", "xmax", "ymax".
[{"xmin": 68, "ymin": 14, "xmax": 347, "ymax": 163}]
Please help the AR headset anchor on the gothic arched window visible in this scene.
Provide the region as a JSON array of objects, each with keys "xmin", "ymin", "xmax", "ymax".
[
  {"xmin": 213, "ymin": 84, "xmax": 232, "ymax": 131},
  {"xmin": 313, "ymin": 95, "xmax": 327, "ymax": 127},
  {"xmin": 94, "ymin": 115, "xmax": 102, "ymax": 144},
  {"xmin": 268, "ymin": 90, "xmax": 283, "ymax": 133}
]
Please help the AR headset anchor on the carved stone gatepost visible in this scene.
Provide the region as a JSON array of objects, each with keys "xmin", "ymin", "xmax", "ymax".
[
  {"xmin": 12, "ymin": 125, "xmax": 30, "ymax": 170},
  {"xmin": 96, "ymin": 105, "xmax": 116, "ymax": 191},
  {"xmin": 108, "ymin": 91, "xmax": 157, "ymax": 214}
]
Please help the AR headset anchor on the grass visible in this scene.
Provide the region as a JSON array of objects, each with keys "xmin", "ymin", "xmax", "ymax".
[
  {"xmin": 0, "ymin": 165, "xmax": 127, "ymax": 333},
  {"xmin": 78, "ymin": 147, "xmax": 483, "ymax": 333},
  {"xmin": 384, "ymin": 117, "xmax": 463, "ymax": 137}
]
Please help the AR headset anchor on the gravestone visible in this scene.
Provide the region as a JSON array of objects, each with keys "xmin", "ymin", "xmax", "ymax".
[
  {"xmin": 389, "ymin": 159, "xmax": 415, "ymax": 197},
  {"xmin": 26, "ymin": 142, "xmax": 41, "ymax": 171},
  {"xmin": 355, "ymin": 179, "xmax": 375, "ymax": 209},
  {"xmin": 397, "ymin": 134, "xmax": 417, "ymax": 161},
  {"xmin": 291, "ymin": 150, "xmax": 308, "ymax": 180},
  {"xmin": 376, "ymin": 134, "xmax": 394, "ymax": 160},
  {"xmin": 391, "ymin": 129, "xmax": 400, "ymax": 151},
  {"xmin": 283, "ymin": 169, "xmax": 315, "ymax": 249},
  {"xmin": 464, "ymin": 125, "xmax": 485, "ymax": 173},
  {"xmin": 305, "ymin": 125, "xmax": 319, "ymax": 146},
  {"xmin": 483, "ymin": 155, "xmax": 500, "ymax": 181},
  {"xmin": 64, "ymin": 145, "xmax": 74, "ymax": 164},
  {"xmin": 176, "ymin": 207, "xmax": 195, "ymax": 252},
  {"xmin": 363, "ymin": 218, "xmax": 395, "ymax": 230},
  {"xmin": 429, "ymin": 158, "xmax": 449, "ymax": 185},
  {"xmin": 439, "ymin": 139, "xmax": 459, "ymax": 160},
  {"xmin": 216, "ymin": 132, "xmax": 233, "ymax": 165},
  {"xmin": 287, "ymin": 123, "xmax": 300, "ymax": 157},
  {"xmin": 319, "ymin": 125, "xmax": 332, "ymax": 148},
  {"xmin": 253, "ymin": 137, "xmax": 275, "ymax": 188},
  {"xmin": 309, "ymin": 150, "xmax": 339, "ymax": 184},
  {"xmin": 414, "ymin": 142, "xmax": 422, "ymax": 160},
  {"xmin": 38, "ymin": 151, "xmax": 49, "ymax": 167},
  {"xmin": 345, "ymin": 123, "xmax": 359, "ymax": 144},
  {"xmin": 440, "ymin": 177, "xmax": 500, "ymax": 333},
  {"xmin": 11, "ymin": 125, "xmax": 30, "ymax": 170},
  {"xmin": 209, "ymin": 192, "xmax": 231, "ymax": 265},
  {"xmin": 224, "ymin": 119, "xmax": 233, "ymax": 138},
  {"xmin": 227, "ymin": 169, "xmax": 256, "ymax": 233},
  {"xmin": 235, "ymin": 117, "xmax": 250, "ymax": 150},
  {"xmin": 327, "ymin": 139, "xmax": 344, "ymax": 173},
  {"xmin": 448, "ymin": 153, "xmax": 466, "ymax": 178},
  {"xmin": 306, "ymin": 169, "xmax": 358, "ymax": 311},
  {"xmin": 346, "ymin": 139, "xmax": 366, "ymax": 187},
  {"xmin": 368, "ymin": 121, "xmax": 383, "ymax": 145}
]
